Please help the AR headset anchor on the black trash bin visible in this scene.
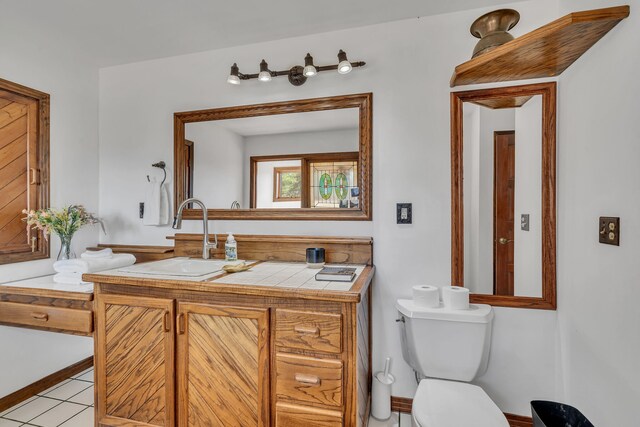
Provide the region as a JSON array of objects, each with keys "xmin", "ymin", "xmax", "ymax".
[{"xmin": 531, "ymin": 400, "xmax": 595, "ymax": 427}]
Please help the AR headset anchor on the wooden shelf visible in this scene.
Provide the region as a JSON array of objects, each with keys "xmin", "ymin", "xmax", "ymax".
[
  {"xmin": 470, "ymin": 95, "xmax": 534, "ymax": 109},
  {"xmin": 451, "ymin": 5, "xmax": 630, "ymax": 87}
]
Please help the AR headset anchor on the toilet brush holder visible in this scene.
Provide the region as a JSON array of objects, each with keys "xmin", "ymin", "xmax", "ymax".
[{"xmin": 371, "ymin": 371, "xmax": 395, "ymax": 420}]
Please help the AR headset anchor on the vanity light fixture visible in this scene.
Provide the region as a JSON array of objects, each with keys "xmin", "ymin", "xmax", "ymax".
[
  {"xmin": 258, "ymin": 60, "xmax": 272, "ymax": 82},
  {"xmin": 227, "ymin": 50, "xmax": 365, "ymax": 86},
  {"xmin": 227, "ymin": 63, "xmax": 241, "ymax": 85},
  {"xmin": 337, "ymin": 49, "xmax": 353, "ymax": 74},
  {"xmin": 303, "ymin": 53, "xmax": 317, "ymax": 77}
]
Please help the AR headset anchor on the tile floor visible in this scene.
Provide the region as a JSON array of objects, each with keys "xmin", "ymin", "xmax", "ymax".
[
  {"xmin": 369, "ymin": 412, "xmax": 412, "ymax": 426},
  {"xmin": 0, "ymin": 368, "xmax": 411, "ymax": 426},
  {"xmin": 0, "ymin": 368, "xmax": 94, "ymax": 426}
]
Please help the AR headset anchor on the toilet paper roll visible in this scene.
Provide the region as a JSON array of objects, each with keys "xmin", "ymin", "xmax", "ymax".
[
  {"xmin": 442, "ymin": 286, "xmax": 470, "ymax": 310},
  {"xmin": 412, "ymin": 285, "xmax": 440, "ymax": 308}
]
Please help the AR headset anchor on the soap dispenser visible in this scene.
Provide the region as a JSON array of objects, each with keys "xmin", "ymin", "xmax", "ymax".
[{"xmin": 225, "ymin": 233, "xmax": 237, "ymax": 261}]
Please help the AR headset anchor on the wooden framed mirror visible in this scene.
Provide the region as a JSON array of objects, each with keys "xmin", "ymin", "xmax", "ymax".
[
  {"xmin": 451, "ymin": 82, "xmax": 556, "ymax": 309},
  {"xmin": 174, "ymin": 93, "xmax": 372, "ymax": 221}
]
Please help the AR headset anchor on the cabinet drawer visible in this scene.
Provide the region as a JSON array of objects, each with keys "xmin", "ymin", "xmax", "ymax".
[
  {"xmin": 276, "ymin": 402, "xmax": 342, "ymax": 427},
  {"xmin": 275, "ymin": 309, "xmax": 342, "ymax": 354},
  {"xmin": 0, "ymin": 301, "xmax": 93, "ymax": 335},
  {"xmin": 276, "ymin": 353, "xmax": 343, "ymax": 408}
]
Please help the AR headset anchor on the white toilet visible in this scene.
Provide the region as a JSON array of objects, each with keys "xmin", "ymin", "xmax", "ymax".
[{"xmin": 396, "ymin": 299, "xmax": 509, "ymax": 427}]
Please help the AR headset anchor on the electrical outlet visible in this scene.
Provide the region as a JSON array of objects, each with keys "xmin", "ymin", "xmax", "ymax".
[
  {"xmin": 139, "ymin": 202, "xmax": 145, "ymax": 219},
  {"xmin": 397, "ymin": 203, "xmax": 412, "ymax": 224},
  {"xmin": 521, "ymin": 214, "xmax": 530, "ymax": 231},
  {"xmin": 599, "ymin": 216, "xmax": 620, "ymax": 246}
]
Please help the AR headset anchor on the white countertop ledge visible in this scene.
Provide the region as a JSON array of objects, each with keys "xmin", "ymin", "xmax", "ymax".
[{"xmin": 0, "ymin": 274, "xmax": 94, "ymax": 294}]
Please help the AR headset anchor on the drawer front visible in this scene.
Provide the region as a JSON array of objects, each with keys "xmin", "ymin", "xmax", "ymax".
[
  {"xmin": 275, "ymin": 309, "xmax": 342, "ymax": 354},
  {"xmin": 276, "ymin": 353, "xmax": 343, "ymax": 408},
  {"xmin": 0, "ymin": 301, "xmax": 93, "ymax": 334},
  {"xmin": 276, "ymin": 402, "xmax": 342, "ymax": 427}
]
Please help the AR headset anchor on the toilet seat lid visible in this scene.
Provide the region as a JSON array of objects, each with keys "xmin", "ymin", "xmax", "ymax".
[{"xmin": 413, "ymin": 379, "xmax": 509, "ymax": 427}]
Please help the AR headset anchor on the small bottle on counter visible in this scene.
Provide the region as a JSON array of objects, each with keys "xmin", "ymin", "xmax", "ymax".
[{"xmin": 225, "ymin": 232, "xmax": 237, "ymax": 262}]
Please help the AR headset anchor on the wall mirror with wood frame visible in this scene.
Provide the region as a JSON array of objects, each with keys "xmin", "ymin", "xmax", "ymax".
[
  {"xmin": 0, "ymin": 78, "xmax": 50, "ymax": 265},
  {"xmin": 174, "ymin": 93, "xmax": 372, "ymax": 221},
  {"xmin": 451, "ymin": 82, "xmax": 556, "ymax": 309}
]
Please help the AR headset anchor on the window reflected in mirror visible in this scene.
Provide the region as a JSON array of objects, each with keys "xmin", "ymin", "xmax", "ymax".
[
  {"xmin": 251, "ymin": 152, "xmax": 359, "ymax": 209},
  {"xmin": 273, "ymin": 166, "xmax": 301, "ymax": 203}
]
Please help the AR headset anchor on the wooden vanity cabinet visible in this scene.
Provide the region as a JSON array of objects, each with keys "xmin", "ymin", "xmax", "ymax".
[
  {"xmin": 93, "ymin": 271, "xmax": 372, "ymax": 427},
  {"xmin": 94, "ymin": 294, "xmax": 175, "ymax": 427},
  {"xmin": 176, "ymin": 303, "xmax": 270, "ymax": 427}
]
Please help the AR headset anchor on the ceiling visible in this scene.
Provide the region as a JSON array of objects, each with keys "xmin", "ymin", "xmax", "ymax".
[
  {"xmin": 187, "ymin": 108, "xmax": 359, "ymax": 137},
  {"xmin": 2, "ymin": 0, "xmax": 522, "ymax": 67}
]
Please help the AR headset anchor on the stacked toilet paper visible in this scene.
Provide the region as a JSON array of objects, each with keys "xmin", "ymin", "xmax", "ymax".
[
  {"xmin": 412, "ymin": 285, "xmax": 470, "ymax": 310},
  {"xmin": 441, "ymin": 286, "xmax": 470, "ymax": 310},
  {"xmin": 412, "ymin": 285, "xmax": 440, "ymax": 308}
]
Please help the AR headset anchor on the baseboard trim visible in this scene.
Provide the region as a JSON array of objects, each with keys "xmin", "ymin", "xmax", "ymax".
[
  {"xmin": 0, "ymin": 356, "xmax": 94, "ymax": 412},
  {"xmin": 391, "ymin": 396, "xmax": 413, "ymax": 413},
  {"xmin": 504, "ymin": 413, "xmax": 534, "ymax": 427},
  {"xmin": 391, "ymin": 396, "xmax": 533, "ymax": 427}
]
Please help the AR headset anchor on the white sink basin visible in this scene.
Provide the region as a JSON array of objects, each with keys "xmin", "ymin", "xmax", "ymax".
[{"xmin": 118, "ymin": 257, "xmax": 228, "ymax": 277}]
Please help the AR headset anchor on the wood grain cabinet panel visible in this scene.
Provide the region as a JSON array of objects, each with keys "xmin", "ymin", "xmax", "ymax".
[
  {"xmin": 0, "ymin": 301, "xmax": 92, "ymax": 335},
  {"xmin": 0, "ymin": 79, "xmax": 50, "ymax": 265},
  {"xmin": 177, "ymin": 303, "xmax": 270, "ymax": 427},
  {"xmin": 275, "ymin": 309, "xmax": 342, "ymax": 354},
  {"xmin": 95, "ymin": 294, "xmax": 175, "ymax": 427},
  {"xmin": 276, "ymin": 353, "xmax": 343, "ymax": 408},
  {"xmin": 276, "ymin": 402, "xmax": 343, "ymax": 427}
]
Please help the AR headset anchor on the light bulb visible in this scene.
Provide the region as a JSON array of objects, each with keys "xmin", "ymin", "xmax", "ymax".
[
  {"xmin": 258, "ymin": 71, "xmax": 272, "ymax": 82},
  {"xmin": 338, "ymin": 61, "xmax": 352, "ymax": 74},
  {"xmin": 258, "ymin": 59, "xmax": 271, "ymax": 82},
  {"xmin": 337, "ymin": 50, "xmax": 352, "ymax": 74},
  {"xmin": 303, "ymin": 53, "xmax": 317, "ymax": 77},
  {"xmin": 227, "ymin": 63, "xmax": 241, "ymax": 85},
  {"xmin": 303, "ymin": 65, "xmax": 317, "ymax": 77}
]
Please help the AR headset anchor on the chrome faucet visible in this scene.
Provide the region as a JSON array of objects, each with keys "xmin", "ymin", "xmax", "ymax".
[{"xmin": 173, "ymin": 198, "xmax": 217, "ymax": 259}]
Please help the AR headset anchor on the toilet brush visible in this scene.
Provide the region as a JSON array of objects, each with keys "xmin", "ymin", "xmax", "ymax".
[{"xmin": 372, "ymin": 357, "xmax": 395, "ymax": 420}]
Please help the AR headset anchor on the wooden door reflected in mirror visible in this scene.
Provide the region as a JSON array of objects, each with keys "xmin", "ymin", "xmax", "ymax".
[{"xmin": 451, "ymin": 82, "xmax": 556, "ymax": 309}]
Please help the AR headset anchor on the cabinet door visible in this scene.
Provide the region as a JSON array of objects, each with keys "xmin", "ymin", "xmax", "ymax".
[
  {"xmin": 177, "ymin": 303, "xmax": 269, "ymax": 427},
  {"xmin": 95, "ymin": 294, "xmax": 175, "ymax": 426}
]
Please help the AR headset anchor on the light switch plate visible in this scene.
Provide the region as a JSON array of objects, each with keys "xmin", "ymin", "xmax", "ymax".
[
  {"xmin": 599, "ymin": 216, "xmax": 620, "ymax": 246},
  {"xmin": 521, "ymin": 214, "xmax": 530, "ymax": 231},
  {"xmin": 397, "ymin": 203, "xmax": 412, "ymax": 224}
]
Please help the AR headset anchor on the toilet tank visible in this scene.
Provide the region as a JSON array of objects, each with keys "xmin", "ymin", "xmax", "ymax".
[{"xmin": 396, "ymin": 299, "xmax": 494, "ymax": 382}]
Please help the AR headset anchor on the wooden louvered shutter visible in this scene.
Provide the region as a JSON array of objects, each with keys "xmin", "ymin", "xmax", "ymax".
[{"xmin": 0, "ymin": 78, "xmax": 49, "ymax": 264}]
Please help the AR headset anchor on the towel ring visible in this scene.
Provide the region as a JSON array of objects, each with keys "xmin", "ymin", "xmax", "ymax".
[{"xmin": 152, "ymin": 161, "xmax": 167, "ymax": 186}]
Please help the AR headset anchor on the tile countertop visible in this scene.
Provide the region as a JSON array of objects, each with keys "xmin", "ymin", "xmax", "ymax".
[
  {"xmin": 0, "ymin": 274, "xmax": 94, "ymax": 294},
  {"xmin": 85, "ymin": 261, "xmax": 375, "ymax": 303},
  {"xmin": 210, "ymin": 262, "xmax": 366, "ymax": 291}
]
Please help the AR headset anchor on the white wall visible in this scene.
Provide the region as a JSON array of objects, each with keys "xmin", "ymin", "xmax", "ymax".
[
  {"xmin": 463, "ymin": 104, "xmax": 482, "ymax": 293},
  {"xmin": 98, "ymin": 0, "xmax": 561, "ymax": 416},
  {"xmin": 555, "ymin": 0, "xmax": 640, "ymax": 425},
  {"xmin": 514, "ymin": 96, "xmax": 542, "ymax": 297},
  {"xmin": 185, "ymin": 121, "xmax": 244, "ymax": 208},
  {"xmin": 243, "ymin": 128, "xmax": 359, "ymax": 207},
  {"xmin": 0, "ymin": 27, "xmax": 98, "ymax": 395}
]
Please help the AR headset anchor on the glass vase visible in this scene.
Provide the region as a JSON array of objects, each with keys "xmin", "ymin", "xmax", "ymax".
[{"xmin": 57, "ymin": 234, "xmax": 77, "ymax": 261}]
